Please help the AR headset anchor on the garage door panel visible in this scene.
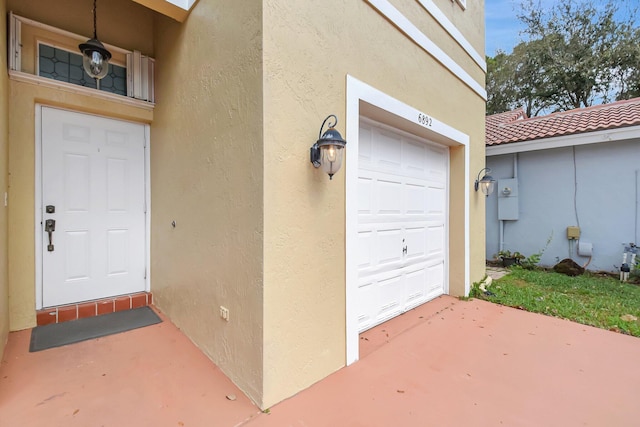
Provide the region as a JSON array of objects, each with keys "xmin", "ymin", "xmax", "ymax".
[
  {"xmin": 404, "ymin": 140, "xmax": 427, "ymax": 176},
  {"xmin": 427, "ymin": 186, "xmax": 446, "ymax": 215},
  {"xmin": 358, "ymin": 177, "xmax": 374, "ymax": 215},
  {"xmin": 358, "ymin": 231, "xmax": 374, "ymax": 269},
  {"xmin": 376, "ymin": 274, "xmax": 403, "ymax": 322},
  {"xmin": 377, "ymin": 179, "xmax": 403, "ymax": 214},
  {"xmin": 426, "ymin": 225, "xmax": 445, "ymax": 258},
  {"xmin": 357, "ymin": 120, "xmax": 448, "ymax": 333},
  {"xmin": 357, "ymin": 280, "xmax": 376, "ymax": 331},
  {"xmin": 376, "ymin": 131, "xmax": 402, "ymax": 170},
  {"xmin": 405, "ymin": 269, "xmax": 427, "ymax": 307},
  {"xmin": 359, "ymin": 126, "xmax": 373, "ymax": 162},
  {"xmin": 426, "ymin": 262, "xmax": 445, "ymax": 298},
  {"xmin": 404, "ymin": 227, "xmax": 426, "ymax": 259},
  {"xmin": 377, "ymin": 228, "xmax": 403, "ymax": 265},
  {"xmin": 405, "ymin": 183, "xmax": 428, "ymax": 214},
  {"xmin": 425, "ymin": 145, "xmax": 448, "ymax": 182}
]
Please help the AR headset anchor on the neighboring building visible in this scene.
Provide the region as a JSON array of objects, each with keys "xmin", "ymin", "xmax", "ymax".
[
  {"xmin": 486, "ymin": 98, "xmax": 640, "ymax": 272},
  {"xmin": 0, "ymin": 0, "xmax": 487, "ymax": 408}
]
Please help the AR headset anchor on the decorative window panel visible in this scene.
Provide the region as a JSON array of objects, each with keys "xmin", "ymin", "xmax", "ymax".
[{"xmin": 38, "ymin": 44, "xmax": 127, "ymax": 96}]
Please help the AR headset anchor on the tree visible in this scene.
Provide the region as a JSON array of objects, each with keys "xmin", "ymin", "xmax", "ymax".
[
  {"xmin": 486, "ymin": 0, "xmax": 639, "ymax": 116},
  {"xmin": 486, "ymin": 40, "xmax": 554, "ymax": 117},
  {"xmin": 614, "ymin": 26, "xmax": 640, "ymax": 100},
  {"xmin": 486, "ymin": 52, "xmax": 516, "ymax": 115}
]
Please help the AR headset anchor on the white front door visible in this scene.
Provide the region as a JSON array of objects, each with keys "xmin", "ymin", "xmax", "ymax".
[
  {"xmin": 40, "ymin": 107, "xmax": 146, "ymax": 307},
  {"xmin": 357, "ymin": 119, "xmax": 448, "ymax": 332}
]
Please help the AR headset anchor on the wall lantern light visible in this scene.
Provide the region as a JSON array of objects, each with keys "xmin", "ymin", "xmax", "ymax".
[
  {"xmin": 474, "ymin": 167, "xmax": 496, "ymax": 196},
  {"xmin": 78, "ymin": 0, "xmax": 111, "ymax": 80},
  {"xmin": 310, "ymin": 114, "xmax": 347, "ymax": 180}
]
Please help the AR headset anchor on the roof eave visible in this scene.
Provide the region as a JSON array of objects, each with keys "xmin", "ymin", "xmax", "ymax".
[{"xmin": 486, "ymin": 125, "xmax": 640, "ymax": 156}]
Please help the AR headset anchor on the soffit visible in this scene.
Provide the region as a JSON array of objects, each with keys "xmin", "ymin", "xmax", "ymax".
[{"xmin": 130, "ymin": 0, "xmax": 197, "ymax": 22}]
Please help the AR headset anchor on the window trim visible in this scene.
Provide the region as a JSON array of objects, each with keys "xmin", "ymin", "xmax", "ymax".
[{"xmin": 36, "ymin": 41, "xmax": 128, "ymax": 94}]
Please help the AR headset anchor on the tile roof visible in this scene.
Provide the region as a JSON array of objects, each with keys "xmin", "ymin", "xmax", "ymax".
[{"xmin": 486, "ymin": 97, "xmax": 640, "ymax": 146}]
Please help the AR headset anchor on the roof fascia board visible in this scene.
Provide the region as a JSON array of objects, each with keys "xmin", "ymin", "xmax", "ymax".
[{"xmin": 486, "ymin": 125, "xmax": 640, "ymax": 156}]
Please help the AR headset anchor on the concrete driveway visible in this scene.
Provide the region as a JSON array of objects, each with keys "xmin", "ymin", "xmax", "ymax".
[{"xmin": 2, "ymin": 296, "xmax": 639, "ymax": 426}]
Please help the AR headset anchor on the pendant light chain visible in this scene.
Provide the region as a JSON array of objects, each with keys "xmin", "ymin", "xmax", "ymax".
[
  {"xmin": 78, "ymin": 0, "xmax": 111, "ymax": 80},
  {"xmin": 93, "ymin": 0, "xmax": 98, "ymax": 39}
]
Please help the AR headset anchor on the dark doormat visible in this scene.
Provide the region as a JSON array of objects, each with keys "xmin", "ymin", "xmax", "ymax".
[{"xmin": 30, "ymin": 306, "xmax": 162, "ymax": 352}]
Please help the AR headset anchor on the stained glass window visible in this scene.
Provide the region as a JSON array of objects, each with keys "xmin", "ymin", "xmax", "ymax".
[{"xmin": 38, "ymin": 44, "xmax": 127, "ymax": 96}]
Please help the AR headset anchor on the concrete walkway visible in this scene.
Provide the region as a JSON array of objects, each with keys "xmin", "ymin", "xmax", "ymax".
[{"xmin": 2, "ymin": 296, "xmax": 640, "ymax": 426}]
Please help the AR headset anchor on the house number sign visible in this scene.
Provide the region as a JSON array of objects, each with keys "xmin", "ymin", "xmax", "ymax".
[{"xmin": 417, "ymin": 112, "xmax": 433, "ymax": 127}]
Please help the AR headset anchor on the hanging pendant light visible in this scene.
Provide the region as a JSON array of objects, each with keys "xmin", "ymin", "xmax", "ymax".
[{"xmin": 78, "ymin": 0, "xmax": 111, "ymax": 80}]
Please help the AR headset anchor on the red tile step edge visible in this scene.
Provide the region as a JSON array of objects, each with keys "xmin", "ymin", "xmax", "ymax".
[{"xmin": 36, "ymin": 292, "xmax": 153, "ymax": 326}]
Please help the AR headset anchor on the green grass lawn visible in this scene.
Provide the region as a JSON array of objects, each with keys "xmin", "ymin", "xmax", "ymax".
[{"xmin": 472, "ymin": 267, "xmax": 640, "ymax": 337}]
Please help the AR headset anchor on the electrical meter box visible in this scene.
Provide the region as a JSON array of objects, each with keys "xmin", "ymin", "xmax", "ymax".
[
  {"xmin": 567, "ymin": 226, "xmax": 580, "ymax": 240},
  {"xmin": 497, "ymin": 178, "xmax": 519, "ymax": 220}
]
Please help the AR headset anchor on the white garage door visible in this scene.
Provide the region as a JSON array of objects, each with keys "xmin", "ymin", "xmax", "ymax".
[{"xmin": 357, "ymin": 119, "xmax": 448, "ymax": 332}]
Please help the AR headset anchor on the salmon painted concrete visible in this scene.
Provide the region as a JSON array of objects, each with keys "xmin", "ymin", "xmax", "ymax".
[{"xmin": 2, "ymin": 297, "xmax": 640, "ymax": 426}]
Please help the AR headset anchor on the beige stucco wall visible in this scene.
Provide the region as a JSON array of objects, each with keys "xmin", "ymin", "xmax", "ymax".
[
  {"xmin": 0, "ymin": 0, "xmax": 10, "ymax": 356},
  {"xmin": 6, "ymin": 0, "xmax": 155, "ymax": 331},
  {"xmin": 4, "ymin": 0, "xmax": 486, "ymax": 409},
  {"xmin": 8, "ymin": 0, "xmax": 154, "ymax": 56},
  {"xmin": 151, "ymin": 0, "xmax": 265, "ymax": 405},
  {"xmin": 260, "ymin": 0, "xmax": 486, "ymax": 406}
]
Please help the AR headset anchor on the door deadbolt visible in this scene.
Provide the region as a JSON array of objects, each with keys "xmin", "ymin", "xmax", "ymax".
[{"xmin": 46, "ymin": 205, "xmax": 55, "ymax": 214}]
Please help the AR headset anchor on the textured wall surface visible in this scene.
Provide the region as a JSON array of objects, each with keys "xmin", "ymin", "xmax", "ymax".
[
  {"xmin": 8, "ymin": 0, "xmax": 155, "ymax": 56},
  {"xmin": 151, "ymin": 0, "xmax": 265, "ymax": 406},
  {"xmin": 487, "ymin": 138, "xmax": 640, "ymax": 271},
  {"xmin": 4, "ymin": 0, "xmax": 487, "ymax": 409},
  {"xmin": 261, "ymin": 0, "xmax": 486, "ymax": 407},
  {"xmin": 0, "ymin": 0, "xmax": 10, "ymax": 356}
]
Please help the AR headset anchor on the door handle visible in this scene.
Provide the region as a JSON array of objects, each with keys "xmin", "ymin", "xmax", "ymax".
[
  {"xmin": 402, "ymin": 238, "xmax": 407, "ymax": 255},
  {"xmin": 45, "ymin": 219, "xmax": 56, "ymax": 252}
]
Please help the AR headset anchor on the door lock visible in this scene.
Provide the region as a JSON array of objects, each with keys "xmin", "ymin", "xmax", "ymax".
[{"xmin": 44, "ymin": 219, "xmax": 56, "ymax": 252}]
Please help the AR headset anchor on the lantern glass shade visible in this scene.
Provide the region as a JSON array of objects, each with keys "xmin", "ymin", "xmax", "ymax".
[
  {"xmin": 79, "ymin": 38, "xmax": 111, "ymax": 80},
  {"xmin": 479, "ymin": 177, "xmax": 496, "ymax": 196},
  {"xmin": 319, "ymin": 144, "xmax": 345, "ymax": 179}
]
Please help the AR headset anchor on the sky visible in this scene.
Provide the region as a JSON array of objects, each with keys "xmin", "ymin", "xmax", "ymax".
[
  {"xmin": 485, "ymin": 0, "xmax": 528, "ymax": 56},
  {"xmin": 485, "ymin": 0, "xmax": 637, "ymax": 57}
]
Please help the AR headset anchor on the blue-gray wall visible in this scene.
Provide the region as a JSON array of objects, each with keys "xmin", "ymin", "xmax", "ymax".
[{"xmin": 486, "ymin": 138, "xmax": 640, "ymax": 272}]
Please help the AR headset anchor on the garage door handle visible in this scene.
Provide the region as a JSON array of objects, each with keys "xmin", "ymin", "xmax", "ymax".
[{"xmin": 402, "ymin": 245, "xmax": 407, "ymax": 255}]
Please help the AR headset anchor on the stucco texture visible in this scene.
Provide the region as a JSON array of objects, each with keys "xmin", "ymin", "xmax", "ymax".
[
  {"xmin": 0, "ymin": 0, "xmax": 10, "ymax": 355},
  {"xmin": 151, "ymin": 0, "xmax": 265, "ymax": 406},
  {"xmin": 487, "ymin": 139, "xmax": 640, "ymax": 271},
  {"xmin": 4, "ymin": 0, "xmax": 487, "ymax": 410},
  {"xmin": 261, "ymin": 0, "xmax": 486, "ymax": 407},
  {"xmin": 8, "ymin": 0, "xmax": 155, "ymax": 56}
]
